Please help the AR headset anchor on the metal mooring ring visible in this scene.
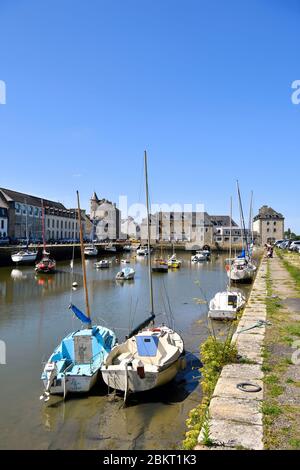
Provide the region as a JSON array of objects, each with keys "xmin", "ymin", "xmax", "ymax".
[{"xmin": 237, "ymin": 382, "xmax": 262, "ymax": 393}]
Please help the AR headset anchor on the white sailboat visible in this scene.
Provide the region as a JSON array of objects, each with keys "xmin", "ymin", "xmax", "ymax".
[
  {"xmin": 105, "ymin": 242, "xmax": 117, "ymax": 253},
  {"xmin": 84, "ymin": 219, "xmax": 98, "ymax": 257},
  {"xmin": 209, "ymin": 197, "xmax": 246, "ymax": 320},
  {"xmin": 102, "ymin": 151, "xmax": 185, "ymax": 398},
  {"xmin": 226, "ymin": 182, "xmax": 256, "ymax": 283},
  {"xmin": 84, "ymin": 245, "xmax": 98, "ymax": 257},
  {"xmin": 94, "ymin": 259, "xmax": 110, "ymax": 269},
  {"xmin": 11, "ymin": 200, "xmax": 37, "ymax": 264}
]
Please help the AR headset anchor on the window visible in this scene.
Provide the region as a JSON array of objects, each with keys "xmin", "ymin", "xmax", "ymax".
[
  {"xmin": 15, "ymin": 203, "xmax": 21, "ymax": 213},
  {"xmin": 57, "ymin": 220, "xmax": 59, "ymax": 228},
  {"xmin": 1, "ymin": 220, "xmax": 3, "ymax": 229},
  {"xmin": 52, "ymin": 219, "xmax": 54, "ymax": 228},
  {"xmin": 267, "ymin": 228, "xmax": 270, "ymax": 233},
  {"xmin": 29, "ymin": 206, "xmax": 33, "ymax": 216},
  {"xmin": 34, "ymin": 207, "xmax": 39, "ymax": 217},
  {"xmin": 274, "ymin": 221, "xmax": 276, "ymax": 225},
  {"xmin": 274, "ymin": 228, "xmax": 277, "ymax": 233}
]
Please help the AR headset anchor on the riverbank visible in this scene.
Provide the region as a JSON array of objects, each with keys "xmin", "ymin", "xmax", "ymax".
[
  {"xmin": 0, "ymin": 242, "xmax": 247, "ymax": 267},
  {"xmin": 193, "ymin": 250, "xmax": 300, "ymax": 450}
]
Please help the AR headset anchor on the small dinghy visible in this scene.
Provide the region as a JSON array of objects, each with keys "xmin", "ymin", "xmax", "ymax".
[
  {"xmin": 121, "ymin": 259, "xmax": 130, "ymax": 264},
  {"xmin": 168, "ymin": 254, "xmax": 182, "ymax": 269},
  {"xmin": 136, "ymin": 247, "xmax": 148, "ymax": 256},
  {"xmin": 152, "ymin": 258, "xmax": 168, "ymax": 273},
  {"xmin": 35, "ymin": 254, "xmax": 56, "ymax": 274},
  {"xmin": 84, "ymin": 245, "xmax": 98, "ymax": 257},
  {"xmin": 208, "ymin": 291, "xmax": 246, "ymax": 320},
  {"xmin": 191, "ymin": 250, "xmax": 209, "ymax": 262},
  {"xmin": 95, "ymin": 259, "xmax": 110, "ymax": 269},
  {"xmin": 105, "ymin": 243, "xmax": 117, "ymax": 253},
  {"xmin": 116, "ymin": 267, "xmax": 135, "ymax": 280}
]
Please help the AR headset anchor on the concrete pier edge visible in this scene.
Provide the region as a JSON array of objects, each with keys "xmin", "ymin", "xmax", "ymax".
[{"xmin": 196, "ymin": 257, "xmax": 267, "ymax": 451}]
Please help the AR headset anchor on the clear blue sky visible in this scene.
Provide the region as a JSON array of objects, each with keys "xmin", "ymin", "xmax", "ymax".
[{"xmin": 0, "ymin": 0, "xmax": 299, "ymax": 231}]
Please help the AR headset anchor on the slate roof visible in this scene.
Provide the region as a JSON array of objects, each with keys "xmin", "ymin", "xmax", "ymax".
[
  {"xmin": 253, "ymin": 205, "xmax": 284, "ymax": 221},
  {"xmin": 208, "ymin": 215, "xmax": 238, "ymax": 227},
  {"xmin": 0, "ymin": 187, "xmax": 66, "ymax": 210}
]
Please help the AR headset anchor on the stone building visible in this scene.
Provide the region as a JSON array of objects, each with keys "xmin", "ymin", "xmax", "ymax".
[
  {"xmin": 121, "ymin": 216, "xmax": 141, "ymax": 240},
  {"xmin": 140, "ymin": 211, "xmax": 215, "ymax": 246},
  {"xmin": 0, "ymin": 187, "xmax": 86, "ymax": 242},
  {"xmin": 0, "ymin": 205, "xmax": 8, "ymax": 239},
  {"xmin": 253, "ymin": 206, "xmax": 284, "ymax": 245},
  {"xmin": 90, "ymin": 192, "xmax": 121, "ymax": 241}
]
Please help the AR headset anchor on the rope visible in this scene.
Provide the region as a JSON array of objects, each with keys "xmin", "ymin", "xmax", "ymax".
[{"xmin": 236, "ymin": 319, "xmax": 272, "ymax": 334}]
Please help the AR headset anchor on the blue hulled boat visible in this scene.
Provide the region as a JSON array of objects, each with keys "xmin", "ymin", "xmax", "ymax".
[{"xmin": 40, "ymin": 191, "xmax": 117, "ymax": 401}]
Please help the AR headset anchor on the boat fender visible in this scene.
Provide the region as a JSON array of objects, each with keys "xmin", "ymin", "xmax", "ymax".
[{"xmin": 137, "ymin": 361, "xmax": 145, "ymax": 379}]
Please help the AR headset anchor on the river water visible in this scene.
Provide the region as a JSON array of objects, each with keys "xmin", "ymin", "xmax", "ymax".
[{"xmin": 0, "ymin": 251, "xmax": 250, "ymax": 450}]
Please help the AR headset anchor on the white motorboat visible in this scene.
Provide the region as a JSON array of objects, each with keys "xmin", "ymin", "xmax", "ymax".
[
  {"xmin": 136, "ymin": 246, "xmax": 149, "ymax": 256},
  {"xmin": 115, "ymin": 267, "xmax": 135, "ymax": 280},
  {"xmin": 105, "ymin": 243, "xmax": 117, "ymax": 253},
  {"xmin": 11, "ymin": 249, "xmax": 38, "ymax": 264},
  {"xmin": 121, "ymin": 259, "xmax": 130, "ymax": 264},
  {"xmin": 191, "ymin": 250, "xmax": 209, "ymax": 262},
  {"xmin": 208, "ymin": 290, "xmax": 246, "ymax": 320},
  {"xmin": 94, "ymin": 259, "xmax": 110, "ymax": 269},
  {"xmin": 123, "ymin": 245, "xmax": 132, "ymax": 252},
  {"xmin": 84, "ymin": 245, "xmax": 98, "ymax": 257}
]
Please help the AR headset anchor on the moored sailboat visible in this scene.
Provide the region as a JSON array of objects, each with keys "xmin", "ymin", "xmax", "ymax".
[
  {"xmin": 11, "ymin": 199, "xmax": 38, "ymax": 265},
  {"xmin": 209, "ymin": 197, "xmax": 246, "ymax": 320},
  {"xmin": 40, "ymin": 191, "xmax": 117, "ymax": 400},
  {"xmin": 101, "ymin": 151, "xmax": 185, "ymax": 398},
  {"xmin": 35, "ymin": 200, "xmax": 56, "ymax": 274}
]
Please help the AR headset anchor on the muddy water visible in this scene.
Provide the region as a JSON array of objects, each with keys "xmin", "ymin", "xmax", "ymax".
[{"xmin": 0, "ymin": 252, "xmax": 250, "ymax": 449}]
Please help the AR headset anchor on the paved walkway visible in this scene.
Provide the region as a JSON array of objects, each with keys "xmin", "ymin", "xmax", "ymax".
[{"xmin": 196, "ymin": 259, "xmax": 267, "ymax": 450}]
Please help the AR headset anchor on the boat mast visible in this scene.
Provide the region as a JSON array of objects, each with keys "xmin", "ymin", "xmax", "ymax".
[
  {"xmin": 236, "ymin": 180, "xmax": 249, "ymax": 258},
  {"xmin": 229, "ymin": 196, "xmax": 232, "ymax": 290},
  {"xmin": 248, "ymin": 190, "xmax": 254, "ymax": 247},
  {"xmin": 41, "ymin": 199, "xmax": 46, "ymax": 255},
  {"xmin": 144, "ymin": 151, "xmax": 154, "ymax": 315},
  {"xmin": 25, "ymin": 198, "xmax": 29, "ymax": 248},
  {"xmin": 77, "ymin": 190, "xmax": 92, "ymax": 327}
]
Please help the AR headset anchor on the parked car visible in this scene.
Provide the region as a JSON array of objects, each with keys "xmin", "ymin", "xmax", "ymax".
[
  {"xmin": 274, "ymin": 239, "xmax": 284, "ymax": 247},
  {"xmin": 289, "ymin": 240, "xmax": 300, "ymax": 252}
]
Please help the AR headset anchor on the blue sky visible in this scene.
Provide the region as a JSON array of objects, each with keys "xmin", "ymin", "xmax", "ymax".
[{"xmin": 0, "ymin": 0, "xmax": 299, "ymax": 230}]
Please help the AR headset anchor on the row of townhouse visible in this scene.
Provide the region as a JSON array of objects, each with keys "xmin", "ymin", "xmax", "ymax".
[{"xmin": 0, "ymin": 187, "xmax": 91, "ymax": 242}]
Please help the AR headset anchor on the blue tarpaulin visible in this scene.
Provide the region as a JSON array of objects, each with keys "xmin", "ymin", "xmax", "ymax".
[{"xmin": 69, "ymin": 303, "xmax": 92, "ymax": 324}]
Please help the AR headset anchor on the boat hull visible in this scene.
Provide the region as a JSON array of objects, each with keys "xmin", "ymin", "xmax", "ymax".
[
  {"xmin": 42, "ymin": 370, "xmax": 99, "ymax": 395},
  {"xmin": 11, "ymin": 253, "xmax": 37, "ymax": 264},
  {"xmin": 102, "ymin": 356, "xmax": 184, "ymax": 393}
]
